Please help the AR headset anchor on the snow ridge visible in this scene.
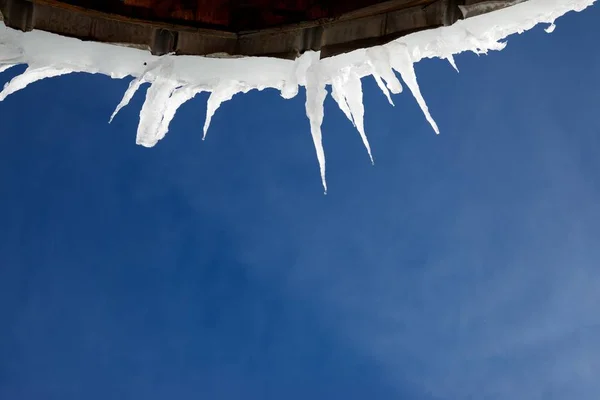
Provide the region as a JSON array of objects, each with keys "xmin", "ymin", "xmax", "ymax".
[{"xmin": 0, "ymin": 0, "xmax": 596, "ymax": 190}]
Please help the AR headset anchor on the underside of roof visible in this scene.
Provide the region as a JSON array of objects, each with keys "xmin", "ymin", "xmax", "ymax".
[{"xmin": 0, "ymin": 0, "xmax": 518, "ymax": 59}]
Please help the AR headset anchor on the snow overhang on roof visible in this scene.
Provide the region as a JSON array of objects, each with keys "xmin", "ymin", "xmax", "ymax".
[{"xmin": 0, "ymin": 0, "xmax": 596, "ymax": 191}]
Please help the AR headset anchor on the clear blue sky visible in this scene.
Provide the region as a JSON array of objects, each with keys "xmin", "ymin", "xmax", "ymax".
[{"xmin": 1, "ymin": 6, "xmax": 600, "ymax": 399}]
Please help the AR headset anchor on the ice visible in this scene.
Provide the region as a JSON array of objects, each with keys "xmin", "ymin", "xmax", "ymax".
[
  {"xmin": 280, "ymin": 52, "xmax": 313, "ymax": 100},
  {"xmin": 305, "ymin": 55, "xmax": 328, "ymax": 193},
  {"xmin": 388, "ymin": 42, "xmax": 440, "ymax": 134},
  {"xmin": 136, "ymin": 76, "xmax": 180, "ymax": 147},
  {"xmin": 203, "ymin": 81, "xmax": 250, "ymax": 140},
  {"xmin": 446, "ymin": 55, "xmax": 460, "ymax": 73},
  {"xmin": 331, "ymin": 68, "xmax": 374, "ymax": 165},
  {"xmin": 331, "ymin": 74, "xmax": 354, "ymax": 125},
  {"xmin": 0, "ymin": 65, "xmax": 75, "ymax": 101},
  {"xmin": 0, "ymin": 64, "xmax": 15, "ymax": 74},
  {"xmin": 109, "ymin": 58, "xmax": 204, "ymax": 146},
  {"xmin": 0, "ymin": 0, "xmax": 596, "ymax": 188},
  {"xmin": 109, "ymin": 77, "xmax": 145, "ymax": 123},
  {"xmin": 157, "ymin": 84, "xmax": 206, "ymax": 141},
  {"xmin": 109, "ymin": 57, "xmax": 173, "ymax": 123},
  {"xmin": 366, "ymin": 46, "xmax": 403, "ymax": 94},
  {"xmin": 346, "ymin": 71, "xmax": 373, "ymax": 164},
  {"xmin": 366, "ymin": 46, "xmax": 403, "ymax": 106},
  {"xmin": 371, "ymin": 70, "xmax": 393, "ymax": 106}
]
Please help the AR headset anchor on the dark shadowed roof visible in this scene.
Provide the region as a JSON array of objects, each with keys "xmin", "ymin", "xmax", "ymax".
[{"xmin": 0, "ymin": 0, "xmax": 484, "ymax": 59}]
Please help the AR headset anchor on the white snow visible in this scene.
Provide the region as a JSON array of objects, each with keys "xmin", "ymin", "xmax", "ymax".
[{"xmin": 0, "ymin": 0, "xmax": 596, "ymax": 190}]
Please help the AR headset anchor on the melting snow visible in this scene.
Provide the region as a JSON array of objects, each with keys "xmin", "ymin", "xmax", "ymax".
[{"xmin": 0, "ymin": 0, "xmax": 596, "ymax": 191}]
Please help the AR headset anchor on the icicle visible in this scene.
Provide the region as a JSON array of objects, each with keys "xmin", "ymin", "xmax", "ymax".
[
  {"xmin": 114, "ymin": 57, "xmax": 205, "ymax": 146},
  {"xmin": 0, "ymin": 0, "xmax": 595, "ymax": 191},
  {"xmin": 0, "ymin": 65, "xmax": 74, "ymax": 101},
  {"xmin": 331, "ymin": 74, "xmax": 355, "ymax": 126},
  {"xmin": 109, "ymin": 57, "xmax": 171, "ymax": 123},
  {"xmin": 446, "ymin": 55, "xmax": 460, "ymax": 73},
  {"xmin": 372, "ymin": 72, "xmax": 394, "ymax": 106},
  {"xmin": 136, "ymin": 77, "xmax": 180, "ymax": 147},
  {"xmin": 366, "ymin": 49, "xmax": 394, "ymax": 106},
  {"xmin": 109, "ymin": 77, "xmax": 146, "ymax": 123},
  {"xmin": 345, "ymin": 71, "xmax": 374, "ymax": 164},
  {"xmin": 203, "ymin": 81, "xmax": 247, "ymax": 140},
  {"xmin": 157, "ymin": 85, "xmax": 206, "ymax": 140},
  {"xmin": 366, "ymin": 46, "xmax": 403, "ymax": 100},
  {"xmin": 0, "ymin": 64, "xmax": 16, "ymax": 74},
  {"xmin": 331, "ymin": 70, "xmax": 374, "ymax": 164},
  {"xmin": 388, "ymin": 42, "xmax": 440, "ymax": 134},
  {"xmin": 305, "ymin": 59, "xmax": 328, "ymax": 194}
]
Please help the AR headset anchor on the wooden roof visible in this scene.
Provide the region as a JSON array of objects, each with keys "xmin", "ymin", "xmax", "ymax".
[{"xmin": 0, "ymin": 0, "xmax": 471, "ymax": 59}]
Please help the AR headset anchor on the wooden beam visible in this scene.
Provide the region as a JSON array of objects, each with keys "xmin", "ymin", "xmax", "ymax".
[{"xmin": 1, "ymin": 0, "xmax": 466, "ymax": 59}]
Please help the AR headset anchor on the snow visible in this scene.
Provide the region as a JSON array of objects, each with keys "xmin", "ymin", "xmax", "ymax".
[{"xmin": 0, "ymin": 0, "xmax": 596, "ymax": 190}]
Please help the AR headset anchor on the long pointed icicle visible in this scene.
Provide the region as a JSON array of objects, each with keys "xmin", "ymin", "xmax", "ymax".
[
  {"xmin": 447, "ymin": 55, "xmax": 460, "ymax": 73},
  {"xmin": 109, "ymin": 77, "xmax": 146, "ymax": 123},
  {"xmin": 372, "ymin": 72, "xmax": 394, "ymax": 106},
  {"xmin": 331, "ymin": 71, "xmax": 373, "ymax": 164},
  {"xmin": 305, "ymin": 62, "xmax": 328, "ymax": 194},
  {"xmin": 203, "ymin": 81, "xmax": 249, "ymax": 140},
  {"xmin": 0, "ymin": 66, "xmax": 74, "ymax": 101},
  {"xmin": 345, "ymin": 72, "xmax": 374, "ymax": 164},
  {"xmin": 331, "ymin": 75, "xmax": 355, "ymax": 126},
  {"xmin": 388, "ymin": 42, "xmax": 440, "ymax": 134}
]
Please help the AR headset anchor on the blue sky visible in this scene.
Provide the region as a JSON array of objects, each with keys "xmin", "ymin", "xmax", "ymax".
[{"xmin": 1, "ymin": 5, "xmax": 600, "ymax": 399}]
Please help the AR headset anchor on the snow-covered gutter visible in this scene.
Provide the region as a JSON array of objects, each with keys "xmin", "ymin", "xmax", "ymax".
[{"xmin": 0, "ymin": 0, "xmax": 596, "ymax": 192}]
